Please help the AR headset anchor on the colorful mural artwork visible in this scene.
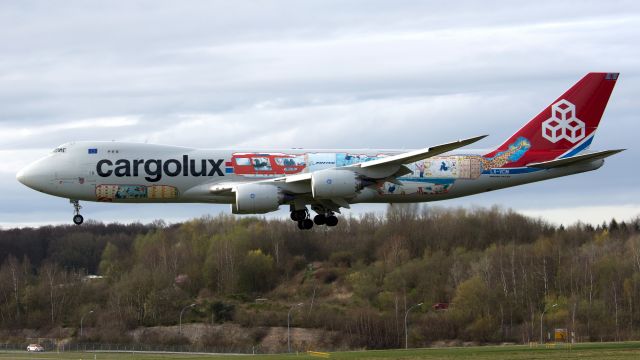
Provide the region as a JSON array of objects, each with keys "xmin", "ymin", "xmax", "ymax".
[
  {"xmin": 147, "ymin": 185, "xmax": 179, "ymax": 199},
  {"xmin": 420, "ymin": 156, "xmax": 483, "ymax": 180},
  {"xmin": 96, "ymin": 184, "xmax": 178, "ymax": 201},
  {"xmin": 226, "ymin": 151, "xmax": 497, "ymax": 196},
  {"xmin": 480, "ymin": 137, "xmax": 531, "ymax": 169},
  {"xmin": 223, "ymin": 142, "xmax": 530, "ymax": 197},
  {"xmin": 228, "ymin": 150, "xmax": 522, "ymax": 181},
  {"xmin": 230, "ymin": 153, "xmax": 306, "ymax": 176},
  {"xmin": 377, "ymin": 178, "xmax": 456, "ymax": 196},
  {"xmin": 335, "ymin": 153, "xmax": 382, "ymax": 167},
  {"xmin": 229, "ymin": 152, "xmax": 385, "ymax": 176}
]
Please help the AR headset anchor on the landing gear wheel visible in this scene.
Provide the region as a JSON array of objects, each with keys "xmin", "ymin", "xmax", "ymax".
[
  {"xmin": 302, "ymin": 218, "xmax": 314, "ymax": 230},
  {"xmin": 313, "ymin": 214, "xmax": 326, "ymax": 225},
  {"xmin": 70, "ymin": 199, "xmax": 84, "ymax": 225},
  {"xmin": 291, "ymin": 206, "xmax": 315, "ymax": 229},
  {"xmin": 73, "ymin": 214, "xmax": 84, "ymax": 225},
  {"xmin": 297, "ymin": 219, "xmax": 314, "ymax": 230},
  {"xmin": 325, "ymin": 215, "xmax": 338, "ymax": 227},
  {"xmin": 290, "ymin": 209, "xmax": 307, "ymax": 222}
]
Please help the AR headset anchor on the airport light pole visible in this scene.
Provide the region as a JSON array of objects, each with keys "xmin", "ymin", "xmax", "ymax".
[
  {"xmin": 179, "ymin": 303, "xmax": 196, "ymax": 335},
  {"xmin": 287, "ymin": 303, "xmax": 304, "ymax": 353},
  {"xmin": 405, "ymin": 302, "xmax": 423, "ymax": 349},
  {"xmin": 80, "ymin": 310, "xmax": 93, "ymax": 337},
  {"xmin": 540, "ymin": 303, "xmax": 558, "ymax": 344}
]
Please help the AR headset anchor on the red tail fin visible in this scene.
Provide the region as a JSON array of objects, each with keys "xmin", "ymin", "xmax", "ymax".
[{"xmin": 483, "ymin": 72, "xmax": 618, "ymax": 167}]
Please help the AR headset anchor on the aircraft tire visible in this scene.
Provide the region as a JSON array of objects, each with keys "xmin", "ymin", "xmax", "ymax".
[
  {"xmin": 325, "ymin": 215, "xmax": 338, "ymax": 227},
  {"xmin": 73, "ymin": 214, "xmax": 84, "ymax": 225},
  {"xmin": 303, "ymin": 218, "xmax": 314, "ymax": 230},
  {"xmin": 291, "ymin": 210, "xmax": 306, "ymax": 221},
  {"xmin": 313, "ymin": 214, "xmax": 326, "ymax": 225}
]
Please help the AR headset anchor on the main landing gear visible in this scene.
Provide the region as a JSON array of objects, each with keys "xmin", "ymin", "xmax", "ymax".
[
  {"xmin": 290, "ymin": 208, "xmax": 313, "ymax": 230},
  {"xmin": 313, "ymin": 213, "xmax": 338, "ymax": 227},
  {"xmin": 70, "ymin": 199, "xmax": 84, "ymax": 225},
  {"xmin": 290, "ymin": 207, "xmax": 338, "ymax": 230}
]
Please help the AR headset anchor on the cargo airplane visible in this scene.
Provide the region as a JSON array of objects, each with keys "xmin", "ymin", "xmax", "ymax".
[{"xmin": 17, "ymin": 73, "xmax": 624, "ymax": 229}]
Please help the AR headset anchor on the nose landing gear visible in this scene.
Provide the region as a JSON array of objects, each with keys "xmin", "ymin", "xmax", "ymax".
[{"xmin": 70, "ymin": 199, "xmax": 84, "ymax": 225}]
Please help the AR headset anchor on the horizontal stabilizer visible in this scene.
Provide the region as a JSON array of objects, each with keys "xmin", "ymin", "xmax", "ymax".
[{"xmin": 526, "ymin": 149, "xmax": 624, "ymax": 169}]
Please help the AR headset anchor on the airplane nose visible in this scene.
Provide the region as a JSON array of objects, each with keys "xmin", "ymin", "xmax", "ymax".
[
  {"xmin": 16, "ymin": 162, "xmax": 43, "ymax": 190},
  {"xmin": 17, "ymin": 157, "xmax": 60, "ymax": 194},
  {"xmin": 16, "ymin": 168, "xmax": 25, "ymax": 184},
  {"xmin": 16, "ymin": 165, "xmax": 33, "ymax": 187}
]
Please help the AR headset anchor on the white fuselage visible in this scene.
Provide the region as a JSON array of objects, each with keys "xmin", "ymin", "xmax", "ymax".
[{"xmin": 17, "ymin": 141, "xmax": 603, "ymax": 207}]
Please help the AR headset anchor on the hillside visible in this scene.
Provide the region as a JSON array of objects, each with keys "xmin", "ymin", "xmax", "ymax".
[{"xmin": 1, "ymin": 205, "xmax": 639, "ymax": 352}]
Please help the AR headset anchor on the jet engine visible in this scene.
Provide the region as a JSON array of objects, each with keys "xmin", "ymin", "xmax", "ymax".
[
  {"xmin": 232, "ymin": 183, "xmax": 281, "ymax": 214},
  {"xmin": 311, "ymin": 169, "xmax": 361, "ymax": 199}
]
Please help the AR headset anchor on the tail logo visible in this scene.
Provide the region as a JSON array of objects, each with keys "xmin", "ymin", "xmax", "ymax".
[{"xmin": 542, "ymin": 99, "xmax": 585, "ymax": 144}]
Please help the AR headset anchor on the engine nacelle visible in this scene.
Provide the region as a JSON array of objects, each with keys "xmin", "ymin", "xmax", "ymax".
[
  {"xmin": 311, "ymin": 169, "xmax": 360, "ymax": 199},
  {"xmin": 232, "ymin": 183, "xmax": 281, "ymax": 214}
]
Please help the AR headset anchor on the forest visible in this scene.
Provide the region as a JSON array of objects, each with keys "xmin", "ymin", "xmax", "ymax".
[{"xmin": 1, "ymin": 205, "xmax": 639, "ymax": 351}]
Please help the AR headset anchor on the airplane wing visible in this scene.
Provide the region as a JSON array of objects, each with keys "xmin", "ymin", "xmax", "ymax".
[
  {"xmin": 526, "ymin": 149, "xmax": 624, "ymax": 169},
  {"xmin": 356, "ymin": 135, "xmax": 487, "ymax": 169},
  {"xmin": 278, "ymin": 134, "xmax": 488, "ymax": 184}
]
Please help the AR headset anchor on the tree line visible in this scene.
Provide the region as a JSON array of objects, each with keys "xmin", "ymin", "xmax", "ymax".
[{"xmin": 0, "ymin": 205, "xmax": 639, "ymax": 349}]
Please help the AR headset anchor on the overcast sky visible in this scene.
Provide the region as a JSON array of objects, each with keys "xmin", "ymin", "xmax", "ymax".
[{"xmin": 1, "ymin": 0, "xmax": 639, "ymax": 228}]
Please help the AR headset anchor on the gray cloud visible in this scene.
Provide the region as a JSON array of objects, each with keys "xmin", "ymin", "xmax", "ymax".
[{"xmin": 1, "ymin": 0, "xmax": 639, "ymax": 227}]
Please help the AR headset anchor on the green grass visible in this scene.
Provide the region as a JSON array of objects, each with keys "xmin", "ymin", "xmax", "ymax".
[{"xmin": 1, "ymin": 342, "xmax": 639, "ymax": 360}]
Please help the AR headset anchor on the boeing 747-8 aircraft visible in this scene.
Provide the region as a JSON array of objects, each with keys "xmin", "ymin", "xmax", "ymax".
[{"xmin": 17, "ymin": 73, "xmax": 624, "ymax": 229}]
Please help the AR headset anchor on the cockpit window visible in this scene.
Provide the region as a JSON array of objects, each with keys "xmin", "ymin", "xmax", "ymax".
[{"xmin": 52, "ymin": 142, "xmax": 73, "ymax": 154}]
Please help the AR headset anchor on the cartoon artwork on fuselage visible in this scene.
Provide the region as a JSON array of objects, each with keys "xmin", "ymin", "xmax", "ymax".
[
  {"xmin": 306, "ymin": 152, "xmax": 385, "ymax": 172},
  {"xmin": 252, "ymin": 157, "xmax": 272, "ymax": 171},
  {"xmin": 231, "ymin": 153, "xmax": 306, "ymax": 176},
  {"xmin": 428, "ymin": 156, "xmax": 482, "ymax": 179},
  {"xmin": 336, "ymin": 153, "xmax": 382, "ymax": 167},
  {"xmin": 231, "ymin": 152, "xmax": 385, "ymax": 176},
  {"xmin": 480, "ymin": 137, "xmax": 531, "ymax": 169},
  {"xmin": 377, "ymin": 178, "xmax": 456, "ymax": 196},
  {"xmin": 96, "ymin": 184, "xmax": 178, "ymax": 201},
  {"xmin": 228, "ymin": 141, "xmax": 526, "ymax": 182},
  {"xmin": 405, "ymin": 156, "xmax": 483, "ymax": 181}
]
